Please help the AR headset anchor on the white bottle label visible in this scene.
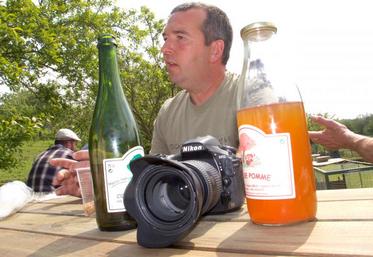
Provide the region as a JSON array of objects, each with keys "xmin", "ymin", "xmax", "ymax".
[
  {"xmin": 103, "ymin": 146, "xmax": 144, "ymax": 212},
  {"xmin": 238, "ymin": 125, "xmax": 295, "ymax": 200}
]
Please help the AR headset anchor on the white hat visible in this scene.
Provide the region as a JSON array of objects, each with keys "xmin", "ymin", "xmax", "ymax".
[{"xmin": 55, "ymin": 128, "xmax": 81, "ymax": 141}]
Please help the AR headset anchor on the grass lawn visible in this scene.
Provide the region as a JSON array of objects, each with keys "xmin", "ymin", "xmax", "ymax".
[{"xmin": 0, "ymin": 140, "xmax": 53, "ymax": 186}]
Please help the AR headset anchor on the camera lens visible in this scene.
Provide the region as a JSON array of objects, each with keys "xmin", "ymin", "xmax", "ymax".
[
  {"xmin": 136, "ymin": 160, "xmax": 222, "ymax": 222},
  {"xmin": 145, "ymin": 173, "xmax": 191, "ymax": 222},
  {"xmin": 124, "ymin": 157, "xmax": 224, "ymax": 247},
  {"xmin": 141, "ymin": 160, "xmax": 222, "ymax": 224},
  {"xmin": 182, "ymin": 160, "xmax": 222, "ymax": 214},
  {"xmin": 132, "ymin": 164, "xmax": 199, "ymax": 231},
  {"xmin": 167, "ymin": 177, "xmax": 191, "ymax": 209}
]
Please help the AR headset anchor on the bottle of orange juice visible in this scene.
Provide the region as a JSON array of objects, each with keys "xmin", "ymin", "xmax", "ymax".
[{"xmin": 237, "ymin": 22, "xmax": 317, "ymax": 225}]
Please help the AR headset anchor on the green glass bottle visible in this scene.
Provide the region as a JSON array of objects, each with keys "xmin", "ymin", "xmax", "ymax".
[{"xmin": 89, "ymin": 35, "xmax": 144, "ymax": 231}]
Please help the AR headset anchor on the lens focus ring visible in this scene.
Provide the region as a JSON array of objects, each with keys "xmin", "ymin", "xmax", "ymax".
[{"xmin": 182, "ymin": 160, "xmax": 223, "ymax": 215}]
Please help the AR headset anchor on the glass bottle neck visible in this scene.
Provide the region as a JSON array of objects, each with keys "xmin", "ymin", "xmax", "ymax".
[{"xmin": 98, "ymin": 45, "xmax": 122, "ymax": 94}]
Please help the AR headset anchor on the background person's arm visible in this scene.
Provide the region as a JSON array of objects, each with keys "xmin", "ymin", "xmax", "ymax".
[{"xmin": 309, "ymin": 116, "xmax": 373, "ymax": 163}]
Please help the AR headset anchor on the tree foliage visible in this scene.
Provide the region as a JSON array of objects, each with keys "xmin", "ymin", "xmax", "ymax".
[
  {"xmin": 0, "ymin": 115, "xmax": 42, "ymax": 169},
  {"xmin": 0, "ymin": 0, "xmax": 174, "ymax": 169},
  {"xmin": 340, "ymin": 114, "xmax": 373, "ymax": 137}
]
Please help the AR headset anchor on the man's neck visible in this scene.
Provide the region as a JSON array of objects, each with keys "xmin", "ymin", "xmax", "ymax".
[{"xmin": 188, "ymin": 69, "xmax": 226, "ymax": 106}]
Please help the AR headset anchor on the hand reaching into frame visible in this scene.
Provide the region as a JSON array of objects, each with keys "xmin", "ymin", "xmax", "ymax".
[{"xmin": 50, "ymin": 150, "xmax": 90, "ymax": 197}]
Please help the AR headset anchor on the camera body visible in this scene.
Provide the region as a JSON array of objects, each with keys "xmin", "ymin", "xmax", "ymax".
[
  {"xmin": 124, "ymin": 135, "xmax": 245, "ymax": 248},
  {"xmin": 173, "ymin": 135, "xmax": 244, "ymax": 214}
]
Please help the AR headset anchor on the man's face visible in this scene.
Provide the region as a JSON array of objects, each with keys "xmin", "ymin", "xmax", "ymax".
[
  {"xmin": 161, "ymin": 8, "xmax": 211, "ymax": 89},
  {"xmin": 66, "ymin": 140, "xmax": 77, "ymax": 151}
]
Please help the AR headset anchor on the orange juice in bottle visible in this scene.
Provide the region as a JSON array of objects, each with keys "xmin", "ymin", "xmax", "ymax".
[{"xmin": 237, "ymin": 22, "xmax": 316, "ymax": 225}]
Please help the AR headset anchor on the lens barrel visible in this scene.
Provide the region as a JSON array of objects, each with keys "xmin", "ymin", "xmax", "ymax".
[
  {"xmin": 182, "ymin": 160, "xmax": 222, "ymax": 215},
  {"xmin": 124, "ymin": 157, "xmax": 223, "ymax": 247}
]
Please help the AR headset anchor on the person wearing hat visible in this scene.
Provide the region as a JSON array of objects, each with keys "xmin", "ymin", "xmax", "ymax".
[{"xmin": 26, "ymin": 128, "xmax": 81, "ymax": 192}]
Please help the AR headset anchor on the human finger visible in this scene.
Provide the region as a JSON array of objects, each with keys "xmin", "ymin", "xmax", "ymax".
[
  {"xmin": 73, "ymin": 150, "xmax": 89, "ymax": 161},
  {"xmin": 52, "ymin": 169, "xmax": 72, "ymax": 186},
  {"xmin": 55, "ymin": 184, "xmax": 81, "ymax": 197},
  {"xmin": 308, "ymin": 131, "xmax": 322, "ymax": 140},
  {"xmin": 50, "ymin": 158, "xmax": 78, "ymax": 169},
  {"xmin": 73, "ymin": 160, "xmax": 90, "ymax": 170},
  {"xmin": 310, "ymin": 116, "xmax": 339, "ymax": 129}
]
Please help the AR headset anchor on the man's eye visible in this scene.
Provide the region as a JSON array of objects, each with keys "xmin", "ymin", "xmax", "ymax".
[{"xmin": 177, "ymin": 35, "xmax": 185, "ymax": 40}]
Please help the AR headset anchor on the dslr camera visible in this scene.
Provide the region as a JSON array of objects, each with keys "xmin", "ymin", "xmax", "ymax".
[{"xmin": 124, "ymin": 135, "xmax": 245, "ymax": 248}]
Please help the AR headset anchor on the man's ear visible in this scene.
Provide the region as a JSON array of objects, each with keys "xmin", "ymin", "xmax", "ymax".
[{"xmin": 210, "ymin": 39, "xmax": 225, "ymax": 63}]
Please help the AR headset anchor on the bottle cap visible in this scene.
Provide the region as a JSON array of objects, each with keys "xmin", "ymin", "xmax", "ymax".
[
  {"xmin": 240, "ymin": 22, "xmax": 277, "ymax": 42},
  {"xmin": 97, "ymin": 34, "xmax": 117, "ymax": 47}
]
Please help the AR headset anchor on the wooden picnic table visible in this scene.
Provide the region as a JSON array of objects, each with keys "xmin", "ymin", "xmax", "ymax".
[{"xmin": 1, "ymin": 187, "xmax": 373, "ymax": 256}]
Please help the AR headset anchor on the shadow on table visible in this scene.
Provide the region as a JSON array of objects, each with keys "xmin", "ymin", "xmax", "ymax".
[
  {"xmin": 26, "ymin": 227, "xmax": 190, "ymax": 257},
  {"xmin": 26, "ymin": 227, "xmax": 132, "ymax": 257},
  {"xmin": 215, "ymin": 220, "xmax": 316, "ymax": 256},
  {"xmin": 172, "ymin": 210, "xmax": 316, "ymax": 256},
  {"xmin": 107, "ymin": 244, "xmax": 191, "ymax": 257}
]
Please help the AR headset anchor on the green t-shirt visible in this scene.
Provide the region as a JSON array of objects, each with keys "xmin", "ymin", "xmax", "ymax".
[{"xmin": 150, "ymin": 72, "xmax": 274, "ymax": 155}]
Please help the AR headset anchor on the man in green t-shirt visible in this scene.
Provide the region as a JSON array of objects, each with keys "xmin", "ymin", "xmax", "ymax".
[
  {"xmin": 151, "ymin": 2, "xmax": 273, "ymax": 154},
  {"xmin": 50, "ymin": 2, "xmax": 272, "ymax": 196}
]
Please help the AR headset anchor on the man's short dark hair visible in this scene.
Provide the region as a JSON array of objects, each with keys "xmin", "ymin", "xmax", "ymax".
[{"xmin": 171, "ymin": 2, "xmax": 233, "ymax": 65}]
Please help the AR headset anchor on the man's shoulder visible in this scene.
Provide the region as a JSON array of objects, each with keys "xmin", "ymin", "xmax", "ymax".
[{"xmin": 46, "ymin": 144, "xmax": 74, "ymax": 156}]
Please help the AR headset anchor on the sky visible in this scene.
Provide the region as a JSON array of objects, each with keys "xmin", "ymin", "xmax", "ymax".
[
  {"xmin": 1, "ymin": 0, "xmax": 372, "ymax": 119},
  {"xmin": 117, "ymin": 0, "xmax": 373, "ymax": 119}
]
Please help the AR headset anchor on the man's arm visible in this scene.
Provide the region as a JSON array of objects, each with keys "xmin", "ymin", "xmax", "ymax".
[
  {"xmin": 350, "ymin": 134, "xmax": 373, "ymax": 163},
  {"xmin": 309, "ymin": 116, "xmax": 373, "ymax": 163}
]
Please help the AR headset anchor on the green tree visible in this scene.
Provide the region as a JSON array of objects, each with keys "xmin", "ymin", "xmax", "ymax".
[
  {"xmin": 342, "ymin": 114, "xmax": 373, "ymax": 137},
  {"xmin": 307, "ymin": 113, "xmax": 336, "ymax": 131},
  {"xmin": 1, "ymin": 0, "xmax": 173, "ymax": 162},
  {"xmin": 363, "ymin": 116, "xmax": 373, "ymax": 136},
  {"xmin": 0, "ymin": 114, "xmax": 42, "ymax": 169}
]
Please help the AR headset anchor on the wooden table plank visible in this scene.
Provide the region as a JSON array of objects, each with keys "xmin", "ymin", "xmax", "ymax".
[
  {"xmin": 183, "ymin": 220, "xmax": 373, "ymax": 256},
  {"xmin": 2, "ymin": 188, "xmax": 373, "ymax": 256},
  {"xmin": 316, "ymin": 187, "xmax": 373, "ymax": 201},
  {"xmin": 0, "ymin": 229, "xmax": 275, "ymax": 257},
  {"xmin": 21, "ymin": 201, "xmax": 86, "ymax": 217},
  {"xmin": 1, "ymin": 212, "xmax": 373, "ymax": 256},
  {"xmin": 21, "ymin": 197, "xmax": 373, "ymax": 222}
]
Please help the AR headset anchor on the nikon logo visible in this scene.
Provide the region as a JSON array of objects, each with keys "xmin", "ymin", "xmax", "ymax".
[{"xmin": 182, "ymin": 145, "xmax": 203, "ymax": 152}]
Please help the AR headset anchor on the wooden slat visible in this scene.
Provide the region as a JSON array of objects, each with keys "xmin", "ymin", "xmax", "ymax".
[
  {"xmin": 0, "ymin": 229, "xmax": 274, "ymax": 257},
  {"xmin": 202, "ymin": 199, "xmax": 373, "ymax": 222},
  {"xmin": 3, "ymin": 188, "xmax": 372, "ymax": 256},
  {"xmin": 1, "ymin": 212, "xmax": 373, "ymax": 256},
  {"xmin": 29, "ymin": 187, "xmax": 373, "ymax": 206},
  {"xmin": 21, "ymin": 201, "xmax": 87, "ymax": 217},
  {"xmin": 32, "ymin": 195, "xmax": 81, "ymax": 204},
  {"xmin": 21, "ymin": 197, "xmax": 373, "ymax": 222},
  {"xmin": 316, "ymin": 188, "xmax": 373, "ymax": 201},
  {"xmin": 183, "ymin": 220, "xmax": 373, "ymax": 256},
  {"xmin": 316, "ymin": 199, "xmax": 373, "ymax": 221}
]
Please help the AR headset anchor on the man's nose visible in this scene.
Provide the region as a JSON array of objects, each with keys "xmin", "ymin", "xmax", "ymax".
[{"xmin": 161, "ymin": 40, "xmax": 173, "ymax": 55}]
